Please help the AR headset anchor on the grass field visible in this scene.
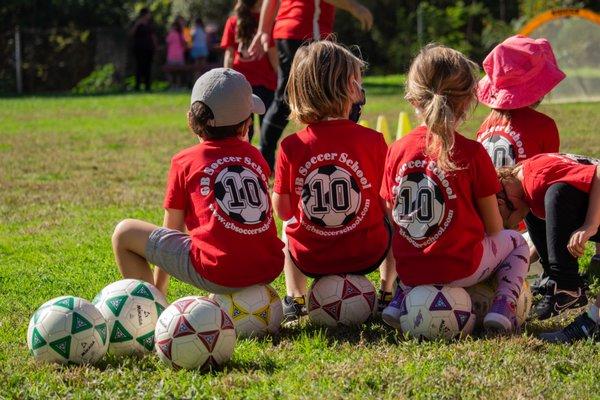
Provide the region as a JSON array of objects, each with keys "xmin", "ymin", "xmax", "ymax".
[{"xmin": 1, "ymin": 76, "xmax": 600, "ymax": 399}]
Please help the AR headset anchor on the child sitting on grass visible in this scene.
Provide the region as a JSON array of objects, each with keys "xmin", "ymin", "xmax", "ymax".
[
  {"xmin": 380, "ymin": 44, "xmax": 529, "ymax": 333},
  {"xmin": 496, "ymin": 153, "xmax": 600, "ymax": 322},
  {"xmin": 112, "ymin": 68, "xmax": 284, "ymax": 295},
  {"xmin": 272, "ymin": 40, "xmax": 395, "ymax": 323}
]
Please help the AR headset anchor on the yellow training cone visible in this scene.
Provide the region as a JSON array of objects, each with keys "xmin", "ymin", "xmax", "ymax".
[
  {"xmin": 358, "ymin": 119, "xmax": 370, "ymax": 128},
  {"xmin": 376, "ymin": 115, "xmax": 391, "ymax": 143},
  {"xmin": 396, "ymin": 112, "xmax": 412, "ymax": 140}
]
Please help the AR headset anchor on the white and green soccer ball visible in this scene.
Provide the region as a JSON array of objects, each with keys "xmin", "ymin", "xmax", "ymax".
[
  {"xmin": 155, "ymin": 296, "xmax": 236, "ymax": 370},
  {"xmin": 27, "ymin": 296, "xmax": 109, "ymax": 364},
  {"xmin": 466, "ymin": 280, "xmax": 532, "ymax": 330},
  {"xmin": 210, "ymin": 285, "xmax": 283, "ymax": 337},
  {"xmin": 307, "ymin": 274, "xmax": 376, "ymax": 327},
  {"xmin": 93, "ymin": 279, "xmax": 168, "ymax": 356},
  {"xmin": 399, "ymin": 285, "xmax": 475, "ymax": 340}
]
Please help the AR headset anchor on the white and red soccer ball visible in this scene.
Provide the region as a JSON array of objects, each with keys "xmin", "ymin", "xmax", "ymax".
[
  {"xmin": 399, "ymin": 285, "xmax": 475, "ymax": 340},
  {"xmin": 155, "ymin": 296, "xmax": 236, "ymax": 370},
  {"xmin": 307, "ymin": 274, "xmax": 376, "ymax": 327}
]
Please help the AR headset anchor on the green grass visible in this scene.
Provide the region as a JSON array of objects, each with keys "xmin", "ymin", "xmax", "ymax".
[{"xmin": 1, "ymin": 80, "xmax": 600, "ymax": 398}]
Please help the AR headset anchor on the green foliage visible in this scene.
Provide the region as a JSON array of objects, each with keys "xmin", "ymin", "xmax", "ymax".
[{"xmin": 72, "ymin": 64, "xmax": 119, "ymax": 94}]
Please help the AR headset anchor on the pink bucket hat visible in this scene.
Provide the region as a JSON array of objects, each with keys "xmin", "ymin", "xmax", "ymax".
[{"xmin": 477, "ymin": 35, "xmax": 565, "ymax": 110}]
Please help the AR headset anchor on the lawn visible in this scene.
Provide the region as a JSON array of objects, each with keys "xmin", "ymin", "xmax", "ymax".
[{"xmin": 1, "ymin": 76, "xmax": 600, "ymax": 399}]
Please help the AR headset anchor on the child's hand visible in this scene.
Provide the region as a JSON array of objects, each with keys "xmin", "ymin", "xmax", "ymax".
[
  {"xmin": 568, "ymin": 225, "xmax": 598, "ymax": 258},
  {"xmin": 349, "ymin": 1, "xmax": 373, "ymax": 30}
]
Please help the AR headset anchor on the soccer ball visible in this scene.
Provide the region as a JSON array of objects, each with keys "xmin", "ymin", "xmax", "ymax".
[
  {"xmin": 155, "ymin": 296, "xmax": 236, "ymax": 370},
  {"xmin": 466, "ymin": 280, "xmax": 532, "ymax": 329},
  {"xmin": 481, "ymin": 134, "xmax": 515, "ymax": 167},
  {"xmin": 93, "ymin": 279, "xmax": 168, "ymax": 356},
  {"xmin": 399, "ymin": 285, "xmax": 474, "ymax": 340},
  {"xmin": 301, "ymin": 165, "xmax": 361, "ymax": 228},
  {"xmin": 214, "ymin": 165, "xmax": 269, "ymax": 225},
  {"xmin": 210, "ymin": 285, "xmax": 283, "ymax": 337},
  {"xmin": 308, "ymin": 274, "xmax": 376, "ymax": 327},
  {"xmin": 393, "ymin": 172, "xmax": 445, "ymax": 240},
  {"xmin": 27, "ymin": 296, "xmax": 108, "ymax": 364}
]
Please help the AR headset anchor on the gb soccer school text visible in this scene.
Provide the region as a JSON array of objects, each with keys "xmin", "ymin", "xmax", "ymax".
[
  {"xmin": 294, "ymin": 152, "xmax": 372, "ymax": 195},
  {"xmin": 394, "ymin": 159, "xmax": 457, "ymax": 200},
  {"xmin": 199, "ymin": 156, "xmax": 268, "ymax": 195}
]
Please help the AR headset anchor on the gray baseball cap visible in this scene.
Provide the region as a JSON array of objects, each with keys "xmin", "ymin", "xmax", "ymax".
[{"xmin": 190, "ymin": 68, "xmax": 265, "ymax": 127}]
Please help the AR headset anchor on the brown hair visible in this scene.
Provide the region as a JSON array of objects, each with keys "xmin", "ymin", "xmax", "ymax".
[
  {"xmin": 287, "ymin": 40, "xmax": 365, "ymax": 125},
  {"xmin": 187, "ymin": 101, "xmax": 248, "ymax": 140},
  {"xmin": 496, "ymin": 165, "xmax": 519, "ymax": 184},
  {"xmin": 405, "ymin": 44, "xmax": 479, "ymax": 171},
  {"xmin": 234, "ymin": 0, "xmax": 258, "ymax": 48}
]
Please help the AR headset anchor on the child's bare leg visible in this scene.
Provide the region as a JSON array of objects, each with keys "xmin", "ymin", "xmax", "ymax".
[
  {"xmin": 112, "ymin": 219, "xmax": 157, "ymax": 283},
  {"xmin": 283, "ymin": 250, "xmax": 307, "ymax": 297},
  {"xmin": 379, "ymin": 249, "xmax": 396, "ymax": 292}
]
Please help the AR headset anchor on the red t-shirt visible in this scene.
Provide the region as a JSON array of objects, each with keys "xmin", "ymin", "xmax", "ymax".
[
  {"xmin": 273, "ymin": 119, "xmax": 390, "ymax": 275},
  {"xmin": 220, "ymin": 14, "xmax": 277, "ymax": 91},
  {"xmin": 476, "ymin": 107, "xmax": 559, "ymax": 167},
  {"xmin": 164, "ymin": 138, "xmax": 284, "ymax": 287},
  {"xmin": 380, "ymin": 126, "xmax": 501, "ymax": 286},
  {"xmin": 521, "ymin": 153, "xmax": 598, "ymax": 219},
  {"xmin": 273, "ymin": 0, "xmax": 335, "ymax": 40}
]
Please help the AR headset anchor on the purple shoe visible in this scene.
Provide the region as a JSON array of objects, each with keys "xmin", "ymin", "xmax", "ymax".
[
  {"xmin": 382, "ymin": 288, "xmax": 407, "ymax": 330},
  {"xmin": 484, "ymin": 295, "xmax": 517, "ymax": 333}
]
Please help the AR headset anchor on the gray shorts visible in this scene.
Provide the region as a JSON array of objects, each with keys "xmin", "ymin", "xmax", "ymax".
[{"xmin": 145, "ymin": 227, "xmax": 238, "ymax": 294}]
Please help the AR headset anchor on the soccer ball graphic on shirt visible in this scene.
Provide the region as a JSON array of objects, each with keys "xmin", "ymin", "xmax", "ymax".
[
  {"xmin": 481, "ymin": 134, "xmax": 515, "ymax": 167},
  {"xmin": 393, "ymin": 172, "xmax": 445, "ymax": 240},
  {"xmin": 308, "ymin": 274, "xmax": 376, "ymax": 327},
  {"xmin": 93, "ymin": 279, "xmax": 168, "ymax": 356},
  {"xmin": 155, "ymin": 296, "xmax": 236, "ymax": 370},
  {"xmin": 27, "ymin": 296, "xmax": 108, "ymax": 364},
  {"xmin": 210, "ymin": 285, "xmax": 283, "ymax": 338},
  {"xmin": 214, "ymin": 165, "xmax": 269, "ymax": 225},
  {"xmin": 466, "ymin": 279, "xmax": 532, "ymax": 330},
  {"xmin": 399, "ymin": 285, "xmax": 475, "ymax": 340},
  {"xmin": 302, "ymin": 164, "xmax": 362, "ymax": 228}
]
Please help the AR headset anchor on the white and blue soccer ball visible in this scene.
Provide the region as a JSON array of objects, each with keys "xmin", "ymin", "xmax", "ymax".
[{"xmin": 399, "ymin": 285, "xmax": 474, "ymax": 340}]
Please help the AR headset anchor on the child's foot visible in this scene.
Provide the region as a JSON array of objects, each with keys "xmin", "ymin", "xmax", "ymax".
[
  {"xmin": 376, "ymin": 290, "xmax": 393, "ymax": 316},
  {"xmin": 539, "ymin": 312, "xmax": 599, "ymax": 343},
  {"xmin": 531, "ymin": 274, "xmax": 550, "ymax": 297},
  {"xmin": 533, "ymin": 280, "xmax": 587, "ymax": 320},
  {"xmin": 282, "ymin": 295, "xmax": 307, "ymax": 326},
  {"xmin": 381, "ymin": 288, "xmax": 406, "ymax": 330},
  {"xmin": 483, "ymin": 295, "xmax": 517, "ymax": 333}
]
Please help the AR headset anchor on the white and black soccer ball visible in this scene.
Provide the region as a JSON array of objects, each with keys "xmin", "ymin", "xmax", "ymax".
[
  {"xmin": 481, "ymin": 134, "xmax": 515, "ymax": 167},
  {"xmin": 93, "ymin": 279, "xmax": 168, "ymax": 356},
  {"xmin": 393, "ymin": 173, "xmax": 445, "ymax": 240},
  {"xmin": 466, "ymin": 279, "xmax": 532, "ymax": 330},
  {"xmin": 308, "ymin": 274, "xmax": 376, "ymax": 327},
  {"xmin": 301, "ymin": 165, "xmax": 361, "ymax": 228},
  {"xmin": 210, "ymin": 285, "xmax": 283, "ymax": 338},
  {"xmin": 155, "ymin": 296, "xmax": 236, "ymax": 370},
  {"xmin": 27, "ymin": 296, "xmax": 108, "ymax": 364},
  {"xmin": 399, "ymin": 285, "xmax": 474, "ymax": 340},
  {"xmin": 214, "ymin": 165, "xmax": 269, "ymax": 225}
]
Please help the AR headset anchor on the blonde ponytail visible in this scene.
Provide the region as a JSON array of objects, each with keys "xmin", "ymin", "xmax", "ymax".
[{"xmin": 405, "ymin": 44, "xmax": 479, "ymax": 171}]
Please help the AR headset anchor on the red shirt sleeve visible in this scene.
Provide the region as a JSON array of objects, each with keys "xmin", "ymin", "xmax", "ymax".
[
  {"xmin": 273, "ymin": 143, "xmax": 291, "ymax": 194},
  {"xmin": 380, "ymin": 145, "xmax": 395, "ymax": 202},
  {"xmin": 163, "ymin": 159, "xmax": 187, "ymax": 210},
  {"xmin": 544, "ymin": 119, "xmax": 560, "ymax": 153},
  {"xmin": 220, "ymin": 17, "xmax": 236, "ymax": 49},
  {"xmin": 472, "ymin": 143, "xmax": 501, "ymax": 198}
]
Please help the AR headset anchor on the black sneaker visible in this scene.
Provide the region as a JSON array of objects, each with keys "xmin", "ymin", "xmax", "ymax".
[
  {"xmin": 376, "ymin": 290, "xmax": 393, "ymax": 316},
  {"xmin": 282, "ymin": 295, "xmax": 307, "ymax": 325},
  {"xmin": 539, "ymin": 312, "xmax": 599, "ymax": 343},
  {"xmin": 531, "ymin": 275, "xmax": 550, "ymax": 297},
  {"xmin": 533, "ymin": 279, "xmax": 588, "ymax": 320}
]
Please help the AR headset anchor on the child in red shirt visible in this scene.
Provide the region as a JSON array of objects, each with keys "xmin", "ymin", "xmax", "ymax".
[
  {"xmin": 272, "ymin": 40, "xmax": 393, "ymax": 323},
  {"xmin": 381, "ymin": 44, "xmax": 529, "ymax": 333},
  {"xmin": 221, "ymin": 0, "xmax": 278, "ymax": 142},
  {"xmin": 476, "ymin": 35, "xmax": 565, "ymax": 168},
  {"xmin": 497, "ymin": 153, "xmax": 600, "ymax": 320},
  {"xmin": 112, "ymin": 68, "xmax": 284, "ymax": 295}
]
